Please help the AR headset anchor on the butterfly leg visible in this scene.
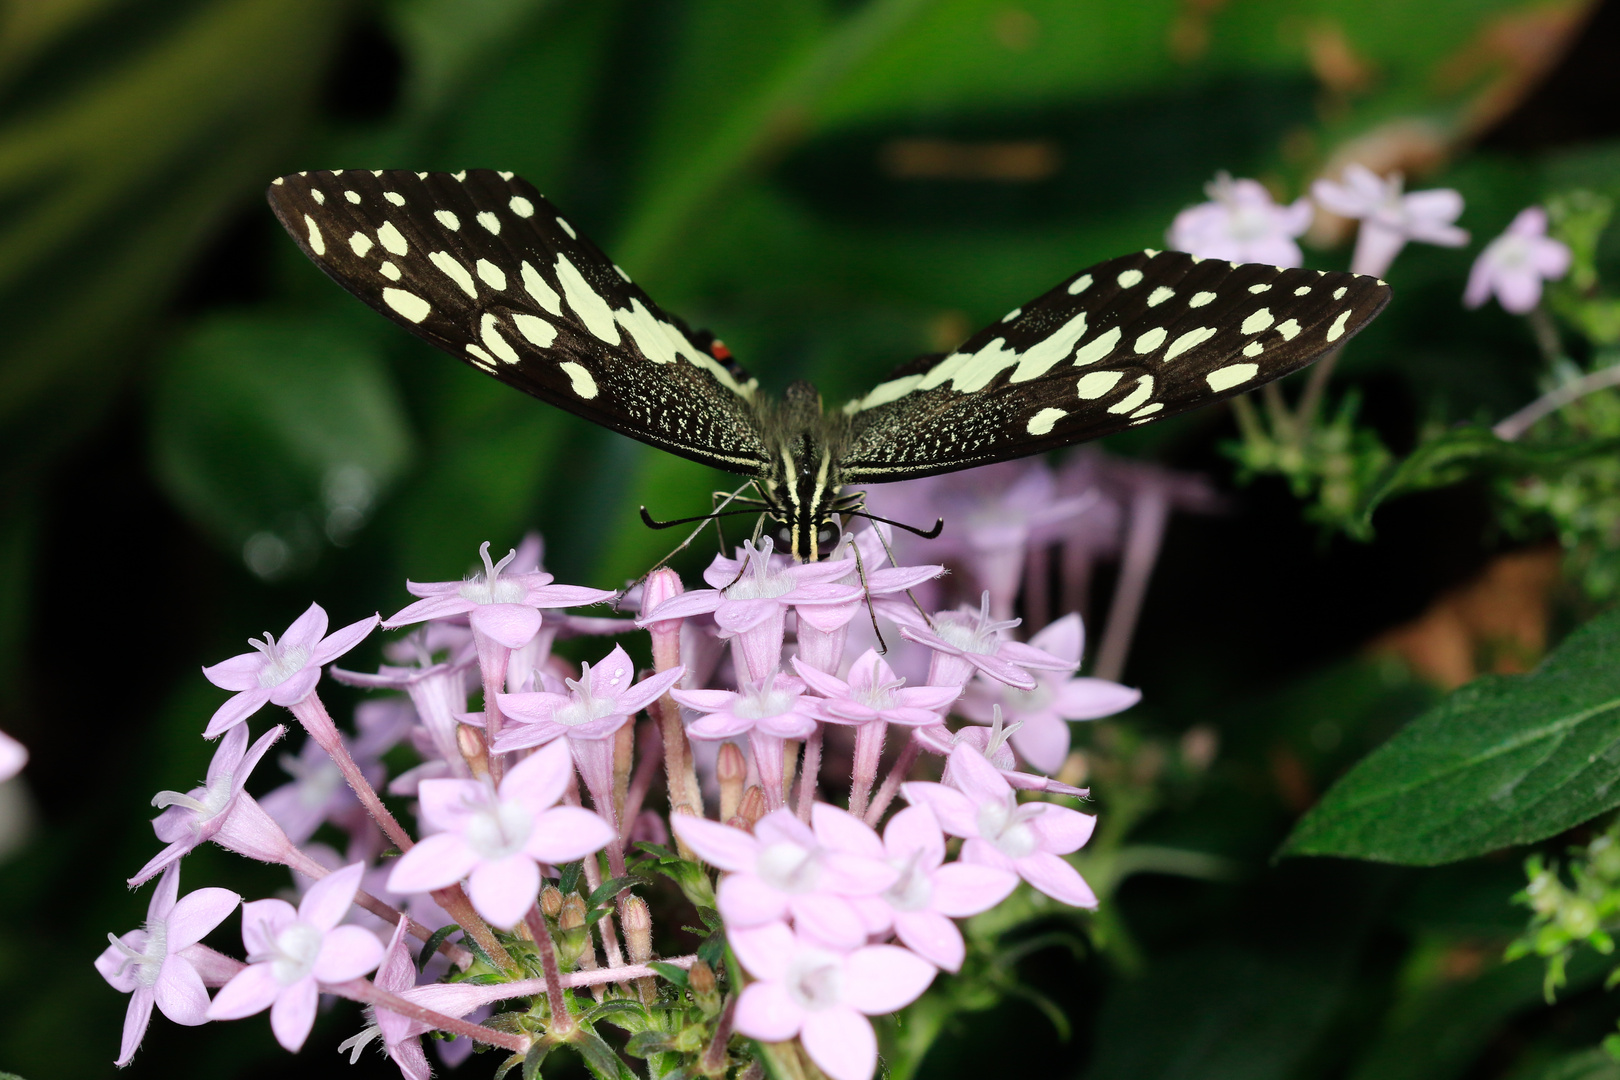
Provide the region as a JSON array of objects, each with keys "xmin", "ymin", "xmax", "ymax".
[{"xmin": 847, "ymin": 527, "xmax": 889, "ymax": 655}]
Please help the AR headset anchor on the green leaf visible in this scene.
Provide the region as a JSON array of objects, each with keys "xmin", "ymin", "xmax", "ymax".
[
  {"xmin": 1285, "ymin": 608, "xmax": 1620, "ymax": 865},
  {"xmin": 150, "ymin": 313, "xmax": 414, "ymax": 578},
  {"xmin": 1519, "ymin": 1050, "xmax": 1620, "ymax": 1080},
  {"xmin": 696, "ymin": 929, "xmax": 727, "ymax": 967},
  {"xmin": 647, "ymin": 961, "xmax": 690, "ymax": 988},
  {"xmin": 580, "ymin": 998, "xmax": 648, "ymax": 1025},
  {"xmin": 494, "ymin": 1051, "xmax": 525, "ymax": 1080},
  {"xmin": 625, "ymin": 1030, "xmax": 674, "ymax": 1057},
  {"xmin": 559, "ymin": 860, "xmax": 583, "ymax": 897},
  {"xmin": 587, "ymin": 874, "xmax": 650, "ymax": 910},
  {"xmin": 522, "ymin": 1037, "xmax": 551, "ymax": 1080},
  {"xmin": 574, "ymin": 1027, "xmax": 637, "ymax": 1080},
  {"xmin": 418, "ymin": 924, "xmax": 459, "ymax": 973}
]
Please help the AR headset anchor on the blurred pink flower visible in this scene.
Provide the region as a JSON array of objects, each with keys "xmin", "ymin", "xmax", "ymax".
[
  {"xmin": 851, "ymin": 806, "xmax": 1016, "ymax": 971},
  {"xmin": 382, "ymin": 541, "xmax": 614, "ymax": 649},
  {"xmin": 1312, "ymin": 164, "xmax": 1467, "ymax": 277},
  {"xmin": 904, "ymin": 744, "xmax": 1098, "ymax": 908},
  {"xmin": 1464, "ymin": 206, "xmax": 1571, "ymax": 314},
  {"xmin": 130, "ymin": 724, "xmax": 287, "ymax": 887},
  {"xmin": 207, "ymin": 863, "xmax": 385, "ymax": 1051},
  {"xmin": 891, "ymin": 592, "xmax": 1074, "ymax": 690},
  {"xmin": 959, "ymin": 614, "xmax": 1139, "ymax": 772},
  {"xmin": 1169, "ymin": 172, "xmax": 1313, "ymax": 267},
  {"xmin": 386, "ymin": 741, "xmax": 614, "ymax": 929},
  {"xmin": 916, "ymin": 712, "xmax": 1088, "ymax": 797},
  {"xmin": 673, "ymin": 806, "xmax": 896, "ymax": 949},
  {"xmin": 95, "ymin": 865, "xmax": 241, "ymax": 1066},
  {"xmin": 202, "ymin": 603, "xmax": 378, "ymax": 737},
  {"xmin": 730, "ymin": 921, "xmax": 935, "ymax": 1080},
  {"xmin": 0, "ymin": 728, "xmax": 25, "ymax": 781}
]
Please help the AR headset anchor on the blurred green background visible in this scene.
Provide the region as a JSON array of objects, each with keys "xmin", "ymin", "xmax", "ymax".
[{"xmin": 4, "ymin": 0, "xmax": 1620, "ymax": 1077}]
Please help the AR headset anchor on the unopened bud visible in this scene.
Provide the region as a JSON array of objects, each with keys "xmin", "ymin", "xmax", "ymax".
[
  {"xmin": 621, "ymin": 896, "xmax": 653, "ymax": 964},
  {"xmin": 457, "ymin": 723, "xmax": 490, "ymax": 780},
  {"xmin": 643, "ymin": 568, "xmax": 686, "ymax": 670},
  {"xmin": 540, "ymin": 885, "xmax": 564, "ymax": 919},
  {"xmin": 557, "ymin": 893, "xmax": 591, "ymax": 966},
  {"xmin": 718, "ymin": 742, "xmax": 747, "ymax": 823},
  {"xmin": 688, "ymin": 958, "xmax": 721, "ymax": 1016},
  {"xmin": 736, "ymin": 785, "xmax": 767, "ymax": 830}
]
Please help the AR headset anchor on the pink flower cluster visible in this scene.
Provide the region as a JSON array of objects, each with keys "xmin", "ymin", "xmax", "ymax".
[{"xmin": 98, "ymin": 506, "xmax": 1136, "ymax": 1079}]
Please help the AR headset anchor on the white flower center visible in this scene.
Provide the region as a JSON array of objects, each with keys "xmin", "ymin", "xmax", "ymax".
[
  {"xmin": 723, "ymin": 554, "xmax": 795, "ymax": 601},
  {"xmin": 786, "ymin": 951, "xmax": 844, "ymax": 1011},
  {"xmin": 459, "ymin": 543, "xmax": 526, "ymax": 605},
  {"xmin": 734, "ymin": 684, "xmax": 798, "ymax": 720},
  {"xmin": 250, "ymin": 632, "xmax": 310, "ymax": 688},
  {"xmin": 107, "ymin": 921, "xmax": 168, "ymax": 988},
  {"xmin": 757, "ymin": 842, "xmax": 820, "ymax": 893},
  {"xmin": 885, "ymin": 854, "xmax": 933, "ymax": 912},
  {"xmin": 465, "ymin": 798, "xmax": 533, "ymax": 861},
  {"xmin": 1492, "ymin": 235, "xmax": 1532, "ymax": 269},
  {"xmin": 977, "ymin": 796, "xmax": 1038, "ymax": 859},
  {"xmin": 269, "ymin": 920, "xmax": 325, "ymax": 985},
  {"xmin": 151, "ymin": 770, "xmax": 236, "ymax": 826}
]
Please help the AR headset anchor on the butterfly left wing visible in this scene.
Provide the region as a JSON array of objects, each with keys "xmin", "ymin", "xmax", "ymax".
[
  {"xmin": 265, "ymin": 169, "xmax": 770, "ymax": 475},
  {"xmin": 839, "ymin": 249, "xmax": 1390, "ymax": 482}
]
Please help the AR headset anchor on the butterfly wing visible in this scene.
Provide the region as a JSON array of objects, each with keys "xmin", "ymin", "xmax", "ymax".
[
  {"xmin": 266, "ymin": 169, "xmax": 769, "ymax": 474},
  {"xmin": 840, "ymin": 250, "xmax": 1390, "ymax": 482}
]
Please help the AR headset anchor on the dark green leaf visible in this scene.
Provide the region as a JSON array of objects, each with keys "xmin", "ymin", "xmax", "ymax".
[
  {"xmin": 648, "ymin": 962, "xmax": 690, "ymax": 988},
  {"xmin": 418, "ymin": 924, "xmax": 459, "ymax": 973},
  {"xmin": 581, "ymin": 998, "xmax": 649, "ymax": 1025},
  {"xmin": 696, "ymin": 930, "xmax": 727, "ymax": 967},
  {"xmin": 559, "ymin": 861, "xmax": 584, "ymax": 896},
  {"xmin": 494, "ymin": 1051, "xmax": 526, "ymax": 1080},
  {"xmin": 574, "ymin": 1028, "xmax": 636, "ymax": 1080},
  {"xmin": 625, "ymin": 1030, "xmax": 674, "ymax": 1057},
  {"xmin": 1285, "ymin": 608, "xmax": 1620, "ymax": 865},
  {"xmin": 588, "ymin": 874, "xmax": 650, "ymax": 909}
]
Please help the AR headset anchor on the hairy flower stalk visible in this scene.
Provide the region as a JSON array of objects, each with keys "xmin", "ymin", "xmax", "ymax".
[{"xmin": 101, "ymin": 513, "xmax": 1114, "ymax": 1076}]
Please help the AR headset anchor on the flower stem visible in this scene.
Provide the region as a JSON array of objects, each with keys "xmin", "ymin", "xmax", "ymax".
[
  {"xmin": 1091, "ymin": 485, "xmax": 1168, "ymax": 684},
  {"xmin": 848, "ymin": 722, "xmax": 885, "ymax": 821},
  {"xmin": 472, "ymin": 630, "xmax": 512, "ymax": 785},
  {"xmin": 1295, "ymin": 342, "xmax": 1347, "ymax": 427},
  {"xmin": 526, "ymin": 906, "xmax": 574, "ymax": 1032},
  {"xmin": 649, "ymin": 623, "xmax": 702, "ymax": 858},
  {"xmin": 864, "ymin": 737, "xmax": 923, "ymax": 825},
  {"xmin": 796, "ymin": 724, "xmax": 823, "ymax": 824},
  {"xmin": 1494, "ymin": 362, "xmax": 1620, "ymax": 441},
  {"xmin": 620, "ymin": 719, "xmax": 664, "ymax": 840},
  {"xmin": 701, "ymin": 994, "xmax": 739, "ymax": 1075},
  {"xmin": 328, "ymin": 978, "xmax": 530, "ymax": 1052}
]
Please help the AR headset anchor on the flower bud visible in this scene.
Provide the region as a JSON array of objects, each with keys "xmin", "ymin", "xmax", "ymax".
[
  {"xmin": 717, "ymin": 742, "xmax": 747, "ymax": 824},
  {"xmin": 621, "ymin": 894, "xmax": 657, "ymax": 1004},
  {"xmin": 688, "ymin": 958, "xmax": 721, "ymax": 1016},
  {"xmin": 734, "ymin": 785, "xmax": 767, "ymax": 831},
  {"xmin": 558, "ymin": 893, "xmax": 591, "ymax": 966},
  {"xmin": 540, "ymin": 885, "xmax": 564, "ymax": 919},
  {"xmin": 1559, "ymin": 896, "xmax": 1600, "ymax": 939},
  {"xmin": 457, "ymin": 723, "xmax": 491, "ymax": 781},
  {"xmin": 644, "ymin": 569, "xmax": 686, "ymax": 671}
]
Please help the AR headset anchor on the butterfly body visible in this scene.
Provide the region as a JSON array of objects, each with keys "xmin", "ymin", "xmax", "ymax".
[{"xmin": 267, "ymin": 169, "xmax": 1391, "ymax": 561}]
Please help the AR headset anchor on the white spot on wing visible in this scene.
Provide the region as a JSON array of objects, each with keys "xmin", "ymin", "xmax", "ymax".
[
  {"xmin": 311, "ymin": 190, "xmax": 325, "ymax": 205},
  {"xmin": 1242, "ymin": 341, "xmax": 1262, "ymax": 357},
  {"xmin": 344, "ymin": 190, "xmax": 360, "ymax": 204},
  {"xmin": 1131, "ymin": 402, "xmax": 1164, "ymax": 418},
  {"xmin": 1027, "ymin": 407, "xmax": 1065, "ymax": 435},
  {"xmin": 1117, "ymin": 269, "xmax": 1144, "ymax": 288},
  {"xmin": 1241, "ymin": 308, "xmax": 1274, "ymax": 335},
  {"xmin": 498, "ymin": 170, "xmax": 514, "ymax": 180},
  {"xmin": 476, "ymin": 258, "xmax": 507, "ymax": 291},
  {"xmin": 1073, "ymin": 325, "xmax": 1122, "ymax": 367},
  {"xmin": 383, "ymin": 287, "xmax": 430, "ymax": 323},
  {"xmin": 452, "ymin": 170, "xmax": 466, "ymax": 181},
  {"xmin": 271, "ymin": 177, "xmax": 284, "ymax": 185},
  {"xmin": 384, "ymin": 192, "xmax": 405, "ymax": 206},
  {"xmin": 380, "ymin": 261, "xmax": 401, "ymax": 280},
  {"xmin": 1076, "ymin": 370, "xmax": 1123, "ymax": 399},
  {"xmin": 465, "ymin": 343, "xmax": 496, "ymax": 370},
  {"xmin": 1327, "ymin": 309, "xmax": 1352, "ymax": 342},
  {"xmin": 556, "ymin": 254, "xmax": 620, "ymax": 344},
  {"xmin": 1067, "ymin": 273, "xmax": 1093, "ymax": 295},
  {"xmin": 480, "ymin": 313, "xmax": 519, "ymax": 363},
  {"xmin": 304, "ymin": 215, "xmax": 325, "ymax": 256},
  {"xmin": 1147, "ymin": 286, "xmax": 1174, "ymax": 307},
  {"xmin": 477, "ymin": 211, "xmax": 501, "ymax": 234},
  {"xmin": 521, "ymin": 262, "xmax": 562, "ymax": 316},
  {"xmin": 1107, "ymin": 375, "xmax": 1154, "ymax": 414},
  {"xmin": 1333, "ymin": 286, "xmax": 1347, "ymax": 300},
  {"xmin": 560, "ymin": 361, "xmax": 598, "ymax": 399},
  {"xmin": 512, "ymin": 313, "xmax": 556, "ymax": 348},
  {"xmin": 1207, "ymin": 363, "xmax": 1259, "ymax": 392},
  {"xmin": 1249, "ymin": 283, "xmax": 1270, "ymax": 294},
  {"xmin": 919, "ymin": 337, "xmax": 1018, "ymax": 393},
  {"xmin": 510, "ymin": 196, "xmax": 535, "ymax": 218},
  {"xmin": 1002, "ymin": 307, "xmax": 1021, "ymax": 322},
  {"xmin": 1009, "ymin": 311, "xmax": 1090, "ymax": 383},
  {"xmin": 854, "ymin": 374, "xmax": 923, "ymax": 412},
  {"xmin": 1275, "ymin": 319, "xmax": 1301, "ymax": 340},
  {"xmin": 1294, "ymin": 286, "xmax": 1311, "ymax": 296},
  {"xmin": 614, "ymin": 265, "xmax": 631, "ymax": 282},
  {"xmin": 556, "ymin": 217, "xmax": 576, "ymax": 239},
  {"xmin": 348, "ymin": 231, "xmax": 373, "ymax": 257},
  {"xmin": 377, "ymin": 221, "xmax": 407, "ymax": 255},
  {"xmin": 429, "ymin": 251, "xmax": 477, "ymax": 298},
  {"xmin": 1164, "ymin": 326, "xmax": 1216, "ymax": 361},
  {"xmin": 1189, "ymin": 291, "xmax": 1215, "ymax": 308},
  {"xmin": 1133, "ymin": 327, "xmax": 1167, "ymax": 354},
  {"xmin": 435, "ymin": 210, "xmax": 460, "ymax": 230}
]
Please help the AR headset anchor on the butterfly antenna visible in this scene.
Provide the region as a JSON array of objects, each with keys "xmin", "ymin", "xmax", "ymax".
[
  {"xmin": 859, "ymin": 513, "xmax": 940, "ymax": 633},
  {"xmin": 847, "ymin": 529, "xmax": 889, "ymax": 654},
  {"xmin": 639, "ymin": 506, "xmax": 763, "ymax": 530},
  {"xmin": 846, "ymin": 510, "xmax": 944, "ymax": 540},
  {"xmin": 617, "ymin": 480, "xmax": 756, "ymax": 609}
]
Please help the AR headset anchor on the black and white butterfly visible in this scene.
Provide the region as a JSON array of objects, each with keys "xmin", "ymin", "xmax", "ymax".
[{"xmin": 267, "ymin": 169, "xmax": 1390, "ymax": 562}]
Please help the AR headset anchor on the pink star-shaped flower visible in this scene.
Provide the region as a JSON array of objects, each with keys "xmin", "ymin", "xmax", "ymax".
[
  {"xmin": 791, "ymin": 526, "xmax": 945, "ymax": 672},
  {"xmin": 851, "ymin": 805, "xmax": 1016, "ymax": 971},
  {"xmin": 673, "ymin": 675, "xmax": 821, "ymax": 809},
  {"xmin": 673, "ymin": 806, "xmax": 897, "ymax": 949},
  {"xmin": 958, "ymin": 614, "xmax": 1139, "ymax": 772},
  {"xmin": 382, "ymin": 541, "xmax": 615, "ymax": 649},
  {"xmin": 337, "ymin": 918, "xmax": 432, "ymax": 1080},
  {"xmin": 201, "ymin": 603, "xmax": 378, "ymax": 737},
  {"xmin": 637, "ymin": 537, "xmax": 864, "ymax": 682},
  {"xmin": 1464, "ymin": 206, "xmax": 1572, "ymax": 314},
  {"xmin": 129, "ymin": 724, "xmax": 287, "ymax": 887},
  {"xmin": 207, "ymin": 862, "xmax": 386, "ymax": 1051},
  {"xmin": 890, "ymin": 592, "xmax": 1074, "ymax": 690},
  {"xmin": 1312, "ymin": 163, "xmax": 1468, "ymax": 277},
  {"xmin": 1169, "ymin": 172, "xmax": 1313, "ymax": 268},
  {"xmin": 95, "ymin": 865, "xmax": 241, "ymax": 1066},
  {"xmin": 386, "ymin": 740, "xmax": 615, "ymax": 929},
  {"xmin": 915, "ymin": 712, "xmax": 1088, "ymax": 797},
  {"xmin": 730, "ymin": 920, "xmax": 936, "ymax": 1080},
  {"xmin": 792, "ymin": 649, "xmax": 961, "ymax": 729},
  {"xmin": 903, "ymin": 744, "xmax": 1098, "ymax": 908}
]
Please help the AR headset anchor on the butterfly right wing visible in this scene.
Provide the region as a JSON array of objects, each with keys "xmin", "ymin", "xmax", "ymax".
[{"xmin": 266, "ymin": 169, "xmax": 770, "ymax": 475}]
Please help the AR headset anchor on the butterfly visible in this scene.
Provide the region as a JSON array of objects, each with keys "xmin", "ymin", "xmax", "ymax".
[{"xmin": 267, "ymin": 169, "xmax": 1390, "ymax": 562}]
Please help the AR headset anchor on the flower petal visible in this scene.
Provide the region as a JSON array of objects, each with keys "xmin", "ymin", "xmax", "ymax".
[
  {"xmin": 525, "ymin": 805, "xmax": 615, "ymax": 864},
  {"xmin": 728, "ymin": 921, "xmax": 797, "ymax": 982},
  {"xmin": 116, "ymin": 989, "xmax": 155, "ymax": 1067},
  {"xmin": 166, "ymin": 887, "xmax": 241, "ymax": 950},
  {"xmin": 300, "ymin": 861, "xmax": 366, "ymax": 931},
  {"xmin": 201, "ymin": 652, "xmax": 265, "ymax": 692},
  {"xmin": 945, "ymin": 744, "xmax": 1013, "ymax": 803},
  {"xmin": 812, "ymin": 803, "xmax": 886, "ymax": 860},
  {"xmin": 281, "ymin": 603, "xmax": 330, "ymax": 651},
  {"xmin": 239, "ymin": 898, "xmax": 298, "ymax": 957},
  {"xmin": 206, "ymin": 962, "xmax": 282, "ymax": 1021},
  {"xmin": 312, "ymin": 613, "xmax": 380, "ymax": 666},
  {"xmin": 930, "ymin": 862, "xmax": 1018, "ymax": 917},
  {"xmin": 1028, "ymin": 613, "xmax": 1083, "ymax": 665},
  {"xmin": 716, "ymin": 873, "xmax": 789, "ymax": 927},
  {"xmin": 388, "ymin": 833, "xmax": 481, "ymax": 895},
  {"xmin": 614, "ymin": 665, "xmax": 685, "ymax": 715},
  {"xmin": 153, "ymin": 954, "xmax": 211, "ymax": 1025},
  {"xmin": 636, "ymin": 589, "xmax": 723, "ymax": 625},
  {"xmin": 1009, "ymin": 713, "xmax": 1070, "ymax": 774},
  {"xmin": 893, "ymin": 910, "xmax": 966, "ymax": 972},
  {"xmin": 900, "ymin": 781, "xmax": 980, "ymax": 839},
  {"xmin": 384, "ymin": 593, "xmax": 474, "ymax": 629},
  {"xmin": 843, "ymin": 944, "xmax": 936, "ymax": 1012},
  {"xmin": 270, "ymin": 975, "xmax": 320, "ymax": 1051},
  {"xmin": 672, "ymin": 814, "xmax": 761, "ymax": 872},
  {"xmin": 882, "ymin": 806, "xmax": 945, "ymax": 868},
  {"xmin": 415, "ymin": 778, "xmax": 487, "ymax": 833},
  {"xmin": 500, "ymin": 739, "xmax": 572, "ymax": 815},
  {"xmin": 313, "ymin": 924, "xmax": 387, "ymax": 982},
  {"xmin": 1028, "ymin": 804, "xmax": 1097, "ymax": 854},
  {"xmin": 800, "ymin": 1006, "xmax": 877, "ymax": 1080},
  {"xmin": 468, "ymin": 854, "xmax": 541, "ymax": 929},
  {"xmin": 734, "ymin": 981, "xmax": 804, "ymax": 1041},
  {"xmin": 1016, "ymin": 852, "xmax": 1098, "ymax": 908},
  {"xmin": 203, "ymin": 688, "xmax": 272, "ymax": 738},
  {"xmin": 469, "ymin": 604, "xmax": 543, "ymax": 649},
  {"xmin": 788, "ymin": 894, "xmax": 868, "ymax": 949}
]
